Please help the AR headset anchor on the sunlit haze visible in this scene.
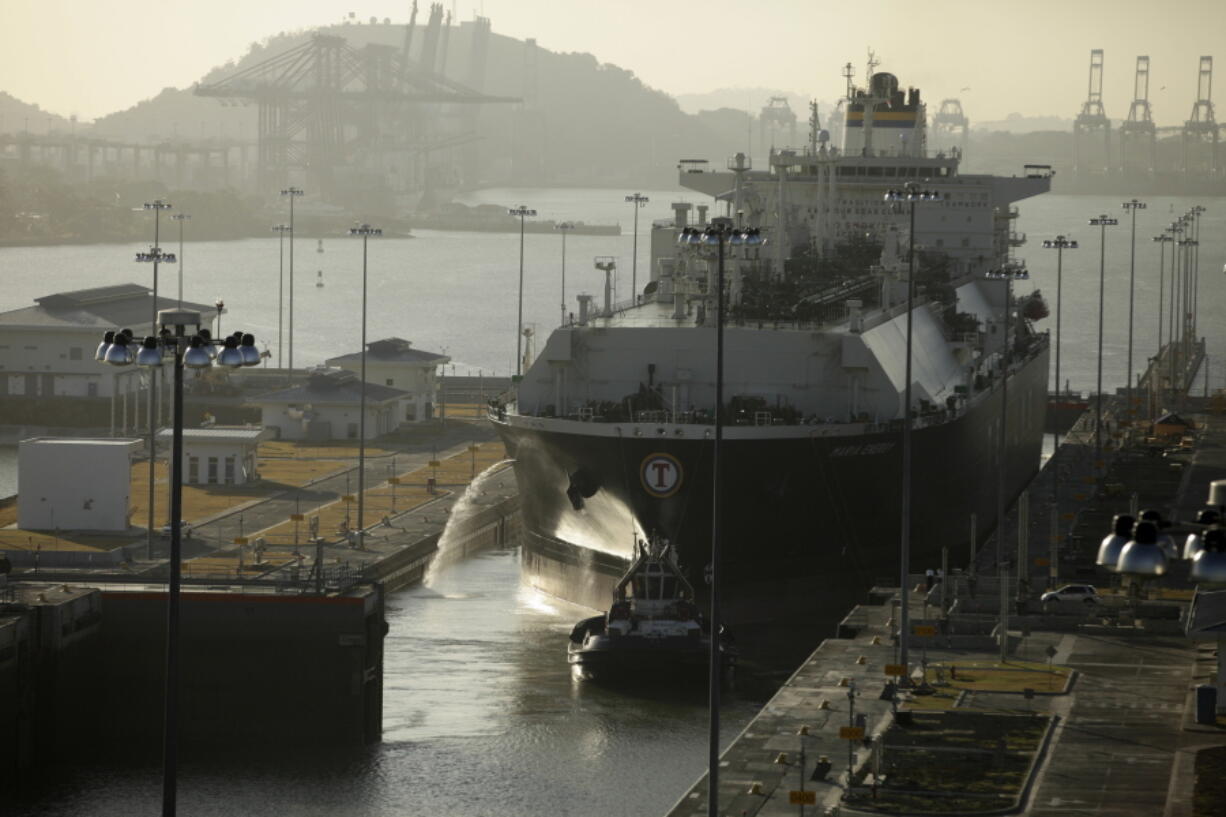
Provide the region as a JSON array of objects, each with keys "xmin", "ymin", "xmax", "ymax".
[{"xmin": 3, "ymin": 0, "xmax": 1224, "ymax": 123}]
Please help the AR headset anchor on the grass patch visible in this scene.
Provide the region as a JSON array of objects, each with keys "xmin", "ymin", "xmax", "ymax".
[
  {"xmin": 901, "ymin": 661, "xmax": 1071, "ymax": 711},
  {"xmin": 1194, "ymin": 745, "xmax": 1226, "ymax": 817},
  {"xmin": 847, "ymin": 711, "xmax": 1049, "ymax": 814}
]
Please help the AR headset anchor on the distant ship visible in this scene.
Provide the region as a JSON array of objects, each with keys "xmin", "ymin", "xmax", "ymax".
[
  {"xmin": 412, "ymin": 203, "xmax": 620, "ymax": 236},
  {"xmin": 492, "ymin": 63, "xmax": 1052, "ymax": 654}
]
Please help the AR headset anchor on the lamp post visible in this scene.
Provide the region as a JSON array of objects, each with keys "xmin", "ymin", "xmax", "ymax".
[
  {"xmin": 138, "ymin": 199, "xmax": 175, "ymax": 560},
  {"xmin": 1178, "ymin": 234, "xmax": 1199, "ymax": 391},
  {"xmin": 1041, "ymin": 236, "xmax": 1077, "ymax": 585},
  {"xmin": 281, "ymin": 186, "xmax": 303, "ymax": 381},
  {"xmin": 883, "ymin": 184, "xmax": 941, "ymax": 677},
  {"xmin": 1151, "ymin": 231, "xmax": 1174, "ymax": 406},
  {"xmin": 170, "ymin": 213, "xmax": 190, "ymax": 308},
  {"xmin": 985, "ymin": 261, "xmax": 1029, "ymax": 578},
  {"xmin": 1088, "ymin": 214, "xmax": 1118, "ymax": 469},
  {"xmin": 626, "ymin": 192, "xmax": 649, "ymax": 303},
  {"xmin": 509, "ymin": 206, "xmax": 536, "ymax": 378},
  {"xmin": 678, "ymin": 220, "xmax": 764, "ymax": 817},
  {"xmin": 273, "ymin": 224, "xmax": 291, "ymax": 369},
  {"xmin": 97, "ymin": 310, "xmax": 260, "ymax": 817},
  {"xmin": 556, "ymin": 221, "xmax": 574, "ymax": 326},
  {"xmin": 349, "ymin": 224, "xmax": 381, "ymax": 551},
  {"xmin": 1166, "ymin": 219, "xmax": 1185, "ymax": 398},
  {"xmin": 1121, "ymin": 200, "xmax": 1146, "ymax": 418},
  {"xmin": 1188, "ymin": 205, "xmax": 1206, "ymax": 343}
]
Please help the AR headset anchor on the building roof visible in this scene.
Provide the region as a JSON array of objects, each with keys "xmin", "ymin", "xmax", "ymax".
[
  {"xmin": 325, "ymin": 336, "xmax": 449, "ymax": 367},
  {"xmin": 156, "ymin": 427, "xmax": 271, "ymax": 444},
  {"xmin": 0, "ymin": 283, "xmax": 219, "ymax": 333},
  {"xmin": 251, "ymin": 368, "xmax": 409, "ymax": 405}
]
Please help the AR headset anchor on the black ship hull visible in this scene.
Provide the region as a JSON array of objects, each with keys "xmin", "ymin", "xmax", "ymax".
[{"xmin": 494, "ymin": 347, "xmax": 1048, "ymax": 665}]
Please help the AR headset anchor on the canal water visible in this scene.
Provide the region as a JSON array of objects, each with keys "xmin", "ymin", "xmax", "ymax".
[{"xmin": 11, "ymin": 546, "xmax": 764, "ymax": 816}]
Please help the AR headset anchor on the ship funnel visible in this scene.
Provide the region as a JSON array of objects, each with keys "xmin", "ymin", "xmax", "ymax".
[
  {"xmin": 671, "ymin": 202, "xmax": 692, "ymax": 229},
  {"xmin": 577, "ymin": 294, "xmax": 593, "ymax": 326}
]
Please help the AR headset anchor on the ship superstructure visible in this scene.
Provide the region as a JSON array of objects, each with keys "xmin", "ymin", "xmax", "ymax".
[{"xmin": 492, "ymin": 64, "xmax": 1053, "ymax": 656}]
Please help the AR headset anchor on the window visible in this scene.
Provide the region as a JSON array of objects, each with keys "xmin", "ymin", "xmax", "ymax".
[
  {"xmin": 207, "ymin": 457, "xmax": 219, "ymax": 484},
  {"xmin": 385, "ymin": 378, "xmax": 394, "ymax": 386},
  {"xmin": 347, "ymin": 423, "xmax": 358, "ymax": 439},
  {"xmin": 87, "ymin": 382, "xmax": 98, "ymax": 397},
  {"xmin": 69, "ymin": 347, "xmax": 83, "ymax": 361},
  {"xmin": 224, "ymin": 456, "xmax": 236, "ymax": 484},
  {"xmin": 188, "ymin": 457, "xmax": 199, "ymax": 483}
]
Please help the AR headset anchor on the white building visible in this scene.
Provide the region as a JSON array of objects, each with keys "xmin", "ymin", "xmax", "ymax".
[
  {"xmin": 251, "ymin": 368, "xmax": 410, "ymax": 441},
  {"xmin": 0, "ymin": 284, "xmax": 220, "ymax": 398},
  {"xmin": 156, "ymin": 427, "xmax": 271, "ymax": 485},
  {"xmin": 17, "ymin": 437, "xmax": 142, "ymax": 531},
  {"xmin": 325, "ymin": 337, "xmax": 448, "ymax": 423}
]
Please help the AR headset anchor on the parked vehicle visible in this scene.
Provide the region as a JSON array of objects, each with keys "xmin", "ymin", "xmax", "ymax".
[{"xmin": 1041, "ymin": 584, "xmax": 1099, "ymax": 604}]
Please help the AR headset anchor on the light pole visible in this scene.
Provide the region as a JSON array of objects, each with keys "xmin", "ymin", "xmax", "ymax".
[
  {"xmin": 281, "ymin": 186, "xmax": 303, "ymax": 381},
  {"xmin": 1188, "ymin": 205, "xmax": 1206, "ymax": 343},
  {"xmin": 1088, "ymin": 214, "xmax": 1118, "ymax": 469},
  {"xmin": 97, "ymin": 310, "xmax": 260, "ymax": 817},
  {"xmin": 1041, "ymin": 236, "xmax": 1076, "ymax": 585},
  {"xmin": 273, "ymin": 224, "xmax": 291, "ymax": 369},
  {"xmin": 1178, "ymin": 233, "xmax": 1199, "ymax": 390},
  {"xmin": 986, "ymin": 261, "xmax": 1029, "ymax": 577},
  {"xmin": 1152, "ymin": 231, "xmax": 1174, "ymax": 405},
  {"xmin": 509, "ymin": 206, "xmax": 536, "ymax": 378},
  {"xmin": 170, "ymin": 213, "xmax": 190, "ymax": 308},
  {"xmin": 1121, "ymin": 199, "xmax": 1146, "ymax": 418},
  {"xmin": 626, "ymin": 192, "xmax": 649, "ymax": 303},
  {"xmin": 556, "ymin": 221, "xmax": 574, "ymax": 326},
  {"xmin": 349, "ymin": 224, "xmax": 381, "ymax": 551},
  {"xmin": 1166, "ymin": 219, "xmax": 1184, "ymax": 398},
  {"xmin": 138, "ymin": 199, "xmax": 175, "ymax": 560},
  {"xmin": 883, "ymin": 184, "xmax": 941, "ymax": 677},
  {"xmin": 678, "ymin": 221, "xmax": 763, "ymax": 817}
]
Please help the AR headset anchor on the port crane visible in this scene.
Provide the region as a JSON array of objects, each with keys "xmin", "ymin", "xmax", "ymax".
[
  {"xmin": 1119, "ymin": 56, "xmax": 1156, "ymax": 175},
  {"xmin": 1073, "ymin": 49, "xmax": 1111, "ymax": 176}
]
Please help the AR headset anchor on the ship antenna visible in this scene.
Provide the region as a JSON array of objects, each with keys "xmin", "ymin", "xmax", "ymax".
[
  {"xmin": 842, "ymin": 61, "xmax": 855, "ymax": 101},
  {"xmin": 866, "ymin": 48, "xmax": 879, "ymax": 83}
]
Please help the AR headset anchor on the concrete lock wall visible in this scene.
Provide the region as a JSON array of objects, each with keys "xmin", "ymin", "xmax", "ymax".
[
  {"xmin": 17, "ymin": 438, "xmax": 140, "ymax": 531},
  {"xmin": 96, "ymin": 587, "xmax": 385, "ymax": 750}
]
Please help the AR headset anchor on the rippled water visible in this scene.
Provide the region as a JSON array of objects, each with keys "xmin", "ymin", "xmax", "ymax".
[{"xmin": 13, "ymin": 547, "xmax": 762, "ymax": 816}]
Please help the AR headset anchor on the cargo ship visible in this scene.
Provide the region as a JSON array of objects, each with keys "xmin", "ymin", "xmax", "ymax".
[{"xmin": 491, "ymin": 64, "xmax": 1053, "ymax": 651}]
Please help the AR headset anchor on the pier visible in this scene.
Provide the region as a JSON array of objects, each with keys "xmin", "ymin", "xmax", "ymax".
[
  {"xmin": 668, "ymin": 343, "xmax": 1226, "ymax": 815},
  {"xmin": 0, "ymin": 420, "xmax": 519, "ymax": 782}
]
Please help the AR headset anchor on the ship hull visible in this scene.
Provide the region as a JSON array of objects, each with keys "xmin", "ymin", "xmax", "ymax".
[{"xmin": 495, "ymin": 347, "xmax": 1048, "ymax": 664}]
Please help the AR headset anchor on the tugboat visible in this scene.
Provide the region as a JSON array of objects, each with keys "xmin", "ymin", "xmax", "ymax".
[
  {"xmin": 316, "ymin": 270, "xmax": 324, "ymax": 288},
  {"xmin": 567, "ymin": 536, "xmax": 734, "ymax": 681},
  {"xmin": 316, "ymin": 239, "xmax": 324, "ymax": 253}
]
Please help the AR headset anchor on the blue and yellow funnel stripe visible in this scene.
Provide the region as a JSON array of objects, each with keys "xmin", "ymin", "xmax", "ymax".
[{"xmin": 845, "ymin": 109, "xmax": 919, "ymax": 129}]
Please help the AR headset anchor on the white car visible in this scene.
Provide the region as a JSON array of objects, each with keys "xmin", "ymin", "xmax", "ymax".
[
  {"xmin": 160, "ymin": 521, "xmax": 193, "ymax": 539},
  {"xmin": 1041, "ymin": 584, "xmax": 1100, "ymax": 604}
]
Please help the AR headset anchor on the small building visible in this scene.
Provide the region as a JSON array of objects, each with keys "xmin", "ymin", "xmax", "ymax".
[
  {"xmin": 251, "ymin": 368, "xmax": 410, "ymax": 441},
  {"xmin": 325, "ymin": 337, "xmax": 448, "ymax": 423},
  {"xmin": 0, "ymin": 284, "xmax": 220, "ymax": 398},
  {"xmin": 1153, "ymin": 412, "xmax": 1195, "ymax": 440},
  {"xmin": 17, "ymin": 437, "xmax": 142, "ymax": 531},
  {"xmin": 157, "ymin": 426, "xmax": 271, "ymax": 486}
]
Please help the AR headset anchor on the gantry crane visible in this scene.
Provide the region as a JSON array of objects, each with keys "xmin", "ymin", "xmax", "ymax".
[
  {"xmin": 1119, "ymin": 56, "xmax": 1156, "ymax": 176},
  {"xmin": 194, "ymin": 3, "xmax": 517, "ymax": 201},
  {"xmin": 1073, "ymin": 49, "xmax": 1111, "ymax": 176},
  {"xmin": 1181, "ymin": 56, "xmax": 1220, "ymax": 178},
  {"xmin": 760, "ymin": 97, "xmax": 798, "ymax": 152},
  {"xmin": 930, "ymin": 99, "xmax": 969, "ymax": 156}
]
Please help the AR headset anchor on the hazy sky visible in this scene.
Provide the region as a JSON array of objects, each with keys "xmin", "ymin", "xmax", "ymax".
[{"xmin": 3, "ymin": 0, "xmax": 1223, "ymax": 123}]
